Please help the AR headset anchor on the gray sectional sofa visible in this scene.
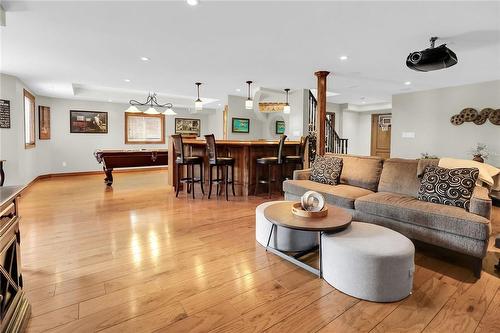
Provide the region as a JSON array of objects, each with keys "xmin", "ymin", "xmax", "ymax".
[{"xmin": 283, "ymin": 154, "xmax": 492, "ymax": 277}]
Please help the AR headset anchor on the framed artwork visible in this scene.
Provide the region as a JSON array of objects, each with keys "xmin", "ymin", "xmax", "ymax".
[
  {"xmin": 39, "ymin": 106, "xmax": 51, "ymax": 139},
  {"xmin": 259, "ymin": 102, "xmax": 287, "ymax": 113},
  {"xmin": 275, "ymin": 120, "xmax": 285, "ymax": 134},
  {"xmin": 175, "ymin": 118, "xmax": 201, "ymax": 137},
  {"xmin": 125, "ymin": 113, "xmax": 165, "ymax": 144},
  {"xmin": 232, "ymin": 117, "xmax": 250, "ymax": 133},
  {"xmin": 70, "ymin": 110, "xmax": 108, "ymax": 134},
  {"xmin": 0, "ymin": 99, "xmax": 10, "ymax": 129}
]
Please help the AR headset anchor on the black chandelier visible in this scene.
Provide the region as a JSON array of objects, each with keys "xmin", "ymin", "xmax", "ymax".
[{"xmin": 125, "ymin": 92, "xmax": 176, "ymax": 115}]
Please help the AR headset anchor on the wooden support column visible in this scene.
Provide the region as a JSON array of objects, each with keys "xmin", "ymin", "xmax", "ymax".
[{"xmin": 315, "ymin": 71, "xmax": 330, "ymax": 156}]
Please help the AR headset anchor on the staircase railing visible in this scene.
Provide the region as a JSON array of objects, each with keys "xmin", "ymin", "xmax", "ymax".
[
  {"xmin": 307, "ymin": 91, "xmax": 318, "ymax": 164},
  {"xmin": 308, "ymin": 90, "xmax": 317, "ymax": 133},
  {"xmin": 308, "ymin": 90, "xmax": 348, "ymax": 158},
  {"xmin": 326, "ymin": 116, "xmax": 348, "ymax": 154}
]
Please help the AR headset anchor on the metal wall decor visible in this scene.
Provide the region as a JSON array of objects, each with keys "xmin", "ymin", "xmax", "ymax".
[{"xmin": 451, "ymin": 108, "xmax": 500, "ymax": 126}]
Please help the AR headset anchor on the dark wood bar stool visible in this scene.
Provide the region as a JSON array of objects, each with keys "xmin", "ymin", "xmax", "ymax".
[
  {"xmin": 254, "ymin": 135, "xmax": 287, "ymax": 198},
  {"xmin": 284, "ymin": 136, "xmax": 309, "ymax": 179},
  {"xmin": 205, "ymin": 134, "xmax": 236, "ymax": 200},
  {"xmin": 172, "ymin": 134, "xmax": 205, "ymax": 199}
]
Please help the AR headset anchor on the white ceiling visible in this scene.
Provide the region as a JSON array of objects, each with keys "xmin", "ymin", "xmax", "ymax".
[{"xmin": 1, "ymin": 1, "xmax": 499, "ymax": 108}]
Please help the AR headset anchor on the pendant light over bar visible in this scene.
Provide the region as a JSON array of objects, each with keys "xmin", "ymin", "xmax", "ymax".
[
  {"xmin": 283, "ymin": 88, "xmax": 291, "ymax": 114},
  {"xmin": 245, "ymin": 80, "xmax": 253, "ymax": 110},
  {"xmin": 194, "ymin": 82, "xmax": 203, "ymax": 111}
]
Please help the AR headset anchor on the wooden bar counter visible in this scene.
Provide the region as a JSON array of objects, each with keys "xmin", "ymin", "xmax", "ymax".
[{"xmin": 167, "ymin": 139, "xmax": 301, "ymax": 196}]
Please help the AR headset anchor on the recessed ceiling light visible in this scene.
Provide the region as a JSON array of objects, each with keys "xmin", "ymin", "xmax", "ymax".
[
  {"xmin": 218, "ymin": 103, "xmax": 222, "ymax": 106},
  {"xmin": 108, "ymin": 99, "xmax": 113, "ymax": 102},
  {"xmin": 187, "ymin": 0, "xmax": 199, "ymax": 6},
  {"xmin": 235, "ymin": 88, "xmax": 241, "ymax": 92},
  {"xmin": 140, "ymin": 57, "xmax": 150, "ymax": 61},
  {"xmin": 124, "ymin": 79, "xmax": 131, "ymax": 82},
  {"xmin": 339, "ymin": 55, "xmax": 348, "ymax": 61},
  {"xmin": 404, "ymin": 81, "xmax": 412, "ymax": 85}
]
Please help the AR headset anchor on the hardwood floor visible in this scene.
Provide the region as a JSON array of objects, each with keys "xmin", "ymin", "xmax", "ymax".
[{"xmin": 18, "ymin": 170, "xmax": 500, "ymax": 333}]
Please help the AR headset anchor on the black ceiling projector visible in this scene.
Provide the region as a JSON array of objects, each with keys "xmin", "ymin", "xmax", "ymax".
[{"xmin": 406, "ymin": 37, "xmax": 458, "ymax": 72}]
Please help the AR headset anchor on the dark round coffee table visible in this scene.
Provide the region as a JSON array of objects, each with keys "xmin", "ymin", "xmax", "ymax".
[{"xmin": 263, "ymin": 201, "xmax": 352, "ymax": 277}]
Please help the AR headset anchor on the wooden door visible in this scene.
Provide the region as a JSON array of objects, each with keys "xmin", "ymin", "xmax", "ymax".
[{"xmin": 370, "ymin": 113, "xmax": 391, "ymax": 158}]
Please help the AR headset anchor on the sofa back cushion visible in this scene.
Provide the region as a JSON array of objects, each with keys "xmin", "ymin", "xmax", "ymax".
[
  {"xmin": 378, "ymin": 158, "xmax": 420, "ymax": 197},
  {"xmin": 329, "ymin": 154, "xmax": 384, "ymax": 191},
  {"xmin": 416, "ymin": 158, "xmax": 439, "ymax": 177}
]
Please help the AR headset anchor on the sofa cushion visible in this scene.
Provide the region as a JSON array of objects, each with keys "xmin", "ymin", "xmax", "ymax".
[
  {"xmin": 418, "ymin": 165, "xmax": 479, "ymax": 211},
  {"xmin": 355, "ymin": 192, "xmax": 490, "ymax": 241},
  {"xmin": 283, "ymin": 180, "xmax": 374, "ymax": 209},
  {"xmin": 416, "ymin": 158, "xmax": 439, "ymax": 178},
  {"xmin": 330, "ymin": 154, "xmax": 384, "ymax": 191},
  {"xmin": 378, "ymin": 158, "xmax": 420, "ymax": 197},
  {"xmin": 310, "ymin": 155, "xmax": 343, "ymax": 185}
]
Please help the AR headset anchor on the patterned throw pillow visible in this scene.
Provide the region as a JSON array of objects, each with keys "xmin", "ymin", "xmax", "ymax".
[
  {"xmin": 418, "ymin": 165, "xmax": 479, "ymax": 210},
  {"xmin": 310, "ymin": 156, "xmax": 343, "ymax": 185}
]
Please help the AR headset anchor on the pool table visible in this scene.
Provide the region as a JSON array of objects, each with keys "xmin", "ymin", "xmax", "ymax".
[{"xmin": 94, "ymin": 149, "xmax": 168, "ymax": 185}]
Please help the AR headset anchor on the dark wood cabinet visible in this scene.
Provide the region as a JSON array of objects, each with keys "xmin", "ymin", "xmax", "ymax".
[{"xmin": 0, "ymin": 186, "xmax": 30, "ymax": 333}]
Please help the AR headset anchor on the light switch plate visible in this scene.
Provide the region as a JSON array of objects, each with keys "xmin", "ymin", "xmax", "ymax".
[{"xmin": 402, "ymin": 132, "xmax": 415, "ymax": 138}]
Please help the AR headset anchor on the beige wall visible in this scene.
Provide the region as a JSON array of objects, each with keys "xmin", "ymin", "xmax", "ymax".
[
  {"xmin": 0, "ymin": 74, "xmax": 51, "ymax": 186},
  {"xmin": 392, "ymin": 80, "xmax": 500, "ymax": 165},
  {"xmin": 0, "ymin": 73, "xmax": 216, "ymax": 185},
  {"xmin": 226, "ymin": 90, "xmax": 307, "ymax": 141}
]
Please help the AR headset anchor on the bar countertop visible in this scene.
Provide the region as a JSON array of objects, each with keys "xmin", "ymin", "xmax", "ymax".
[
  {"xmin": 168, "ymin": 138, "xmax": 302, "ymax": 196},
  {"xmin": 182, "ymin": 139, "xmax": 300, "ymax": 146},
  {"xmin": 0, "ymin": 185, "xmax": 25, "ymax": 208}
]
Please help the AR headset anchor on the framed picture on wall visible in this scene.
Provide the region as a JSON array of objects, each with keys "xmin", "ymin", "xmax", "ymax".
[
  {"xmin": 39, "ymin": 106, "xmax": 51, "ymax": 140},
  {"xmin": 0, "ymin": 99, "xmax": 10, "ymax": 129},
  {"xmin": 175, "ymin": 118, "xmax": 201, "ymax": 137},
  {"xmin": 232, "ymin": 117, "xmax": 250, "ymax": 133},
  {"xmin": 275, "ymin": 120, "xmax": 285, "ymax": 134},
  {"xmin": 125, "ymin": 112, "xmax": 165, "ymax": 144},
  {"xmin": 70, "ymin": 110, "xmax": 108, "ymax": 134}
]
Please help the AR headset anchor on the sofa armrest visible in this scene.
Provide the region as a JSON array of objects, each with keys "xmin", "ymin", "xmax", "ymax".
[
  {"xmin": 470, "ymin": 186, "xmax": 492, "ymax": 220},
  {"xmin": 293, "ymin": 168, "xmax": 311, "ymax": 180}
]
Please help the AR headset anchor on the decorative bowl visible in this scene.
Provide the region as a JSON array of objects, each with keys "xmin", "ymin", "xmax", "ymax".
[{"xmin": 291, "ymin": 202, "xmax": 328, "ymax": 218}]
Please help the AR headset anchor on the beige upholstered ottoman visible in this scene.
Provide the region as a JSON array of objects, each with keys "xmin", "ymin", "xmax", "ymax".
[
  {"xmin": 321, "ymin": 222, "xmax": 415, "ymax": 302},
  {"xmin": 255, "ymin": 201, "xmax": 318, "ymax": 252}
]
